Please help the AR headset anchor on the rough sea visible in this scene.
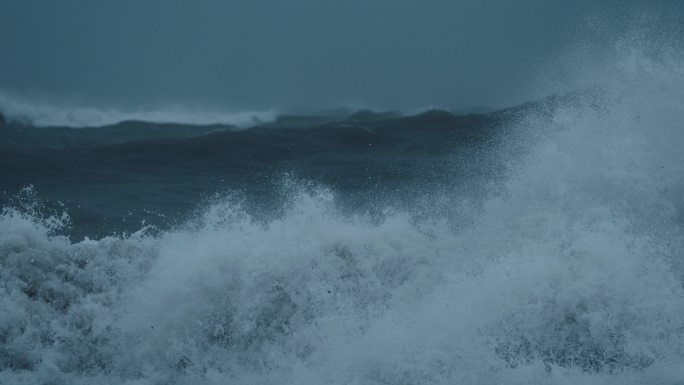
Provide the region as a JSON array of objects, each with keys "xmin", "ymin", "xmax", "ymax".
[{"xmin": 1, "ymin": 38, "xmax": 684, "ymax": 384}]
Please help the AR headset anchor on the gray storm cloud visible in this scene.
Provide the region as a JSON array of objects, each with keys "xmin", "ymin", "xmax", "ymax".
[{"xmin": 0, "ymin": 0, "xmax": 681, "ymax": 113}]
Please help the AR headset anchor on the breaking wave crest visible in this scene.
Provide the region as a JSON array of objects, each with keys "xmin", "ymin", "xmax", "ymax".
[{"xmin": 0, "ymin": 92, "xmax": 276, "ymax": 128}]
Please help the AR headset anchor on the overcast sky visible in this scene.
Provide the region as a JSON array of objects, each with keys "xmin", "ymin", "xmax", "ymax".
[{"xmin": 1, "ymin": 0, "xmax": 681, "ymax": 113}]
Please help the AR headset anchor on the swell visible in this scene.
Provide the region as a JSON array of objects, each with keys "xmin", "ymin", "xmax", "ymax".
[{"xmin": 1, "ymin": 107, "xmax": 518, "ymax": 238}]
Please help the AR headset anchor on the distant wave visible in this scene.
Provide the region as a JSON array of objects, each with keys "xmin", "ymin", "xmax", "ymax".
[{"xmin": 0, "ymin": 91, "xmax": 277, "ymax": 128}]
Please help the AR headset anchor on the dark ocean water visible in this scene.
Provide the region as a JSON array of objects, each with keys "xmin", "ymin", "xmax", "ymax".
[
  {"xmin": 1, "ymin": 106, "xmax": 515, "ymax": 239},
  {"xmin": 1, "ymin": 45, "xmax": 684, "ymax": 384}
]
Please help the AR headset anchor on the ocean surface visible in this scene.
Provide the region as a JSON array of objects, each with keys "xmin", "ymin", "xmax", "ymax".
[{"xmin": 2, "ymin": 43, "xmax": 684, "ymax": 384}]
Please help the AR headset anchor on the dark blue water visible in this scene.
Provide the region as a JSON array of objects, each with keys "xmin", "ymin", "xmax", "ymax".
[{"xmin": 1, "ymin": 106, "xmax": 517, "ymax": 239}]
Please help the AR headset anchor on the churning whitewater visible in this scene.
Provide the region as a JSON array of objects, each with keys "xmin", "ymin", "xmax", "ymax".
[{"xmin": 2, "ymin": 43, "xmax": 684, "ymax": 384}]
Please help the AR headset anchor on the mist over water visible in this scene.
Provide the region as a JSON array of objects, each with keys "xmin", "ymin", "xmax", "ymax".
[
  {"xmin": 2, "ymin": 31, "xmax": 684, "ymax": 385},
  {"xmin": 0, "ymin": 91, "xmax": 277, "ymax": 128}
]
